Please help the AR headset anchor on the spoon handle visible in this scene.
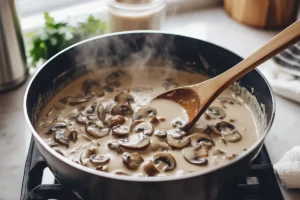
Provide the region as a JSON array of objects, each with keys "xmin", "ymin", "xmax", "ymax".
[{"xmin": 202, "ymin": 20, "xmax": 300, "ymax": 98}]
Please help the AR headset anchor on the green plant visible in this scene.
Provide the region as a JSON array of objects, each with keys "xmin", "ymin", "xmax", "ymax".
[{"xmin": 28, "ymin": 12, "xmax": 106, "ymax": 67}]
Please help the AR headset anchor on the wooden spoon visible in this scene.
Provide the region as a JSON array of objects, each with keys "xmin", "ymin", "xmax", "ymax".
[{"xmin": 154, "ymin": 20, "xmax": 300, "ymax": 130}]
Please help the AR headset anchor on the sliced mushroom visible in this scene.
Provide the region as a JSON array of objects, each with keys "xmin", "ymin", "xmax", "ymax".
[
  {"xmin": 105, "ymin": 115, "xmax": 126, "ymax": 128},
  {"xmin": 143, "ymin": 160, "xmax": 159, "ymax": 176},
  {"xmin": 153, "ymin": 152, "xmax": 176, "ymax": 171},
  {"xmin": 224, "ymin": 130, "xmax": 242, "ymax": 143},
  {"xmin": 111, "ymin": 104, "xmax": 133, "ymax": 116},
  {"xmin": 171, "ymin": 117, "xmax": 187, "ymax": 128},
  {"xmin": 82, "ymin": 79, "xmax": 104, "ymax": 97},
  {"xmin": 69, "ymin": 95, "xmax": 92, "ymax": 106},
  {"xmin": 134, "ymin": 122, "xmax": 154, "ymax": 136},
  {"xmin": 86, "ymin": 102, "xmax": 98, "ymax": 114},
  {"xmin": 90, "ymin": 155, "xmax": 110, "ymax": 164},
  {"xmin": 86, "ymin": 121, "xmax": 110, "ymax": 138},
  {"xmin": 149, "ymin": 116, "xmax": 159, "ymax": 124},
  {"xmin": 118, "ymin": 133, "xmax": 150, "ymax": 150},
  {"xmin": 107, "ymin": 140, "xmax": 123, "ymax": 154},
  {"xmin": 132, "ymin": 107, "xmax": 157, "ymax": 121},
  {"xmin": 154, "ymin": 130, "xmax": 167, "ymax": 138},
  {"xmin": 112, "ymin": 125, "xmax": 129, "ymax": 137},
  {"xmin": 183, "ymin": 148, "xmax": 208, "ymax": 165},
  {"xmin": 113, "ymin": 170, "xmax": 130, "ymax": 176},
  {"xmin": 69, "ymin": 131, "xmax": 78, "ymax": 142},
  {"xmin": 226, "ymin": 153, "xmax": 238, "ymax": 160},
  {"xmin": 103, "ymin": 85, "xmax": 114, "ymax": 92},
  {"xmin": 49, "ymin": 122, "xmax": 67, "ymax": 133},
  {"xmin": 97, "ymin": 104, "xmax": 106, "ymax": 121},
  {"xmin": 206, "ymin": 107, "xmax": 226, "ymax": 119},
  {"xmin": 54, "ymin": 129, "xmax": 70, "ymax": 146},
  {"xmin": 213, "ymin": 149, "xmax": 226, "ymax": 157},
  {"xmin": 106, "ymin": 71, "xmax": 124, "ymax": 86},
  {"xmin": 208, "ymin": 121, "xmax": 235, "ymax": 135},
  {"xmin": 150, "ymin": 137, "xmax": 170, "ymax": 151},
  {"xmin": 95, "ymin": 165, "xmax": 109, "ymax": 172},
  {"xmin": 87, "ymin": 115, "xmax": 98, "ymax": 121},
  {"xmin": 129, "ymin": 119, "xmax": 144, "ymax": 131},
  {"xmin": 190, "ymin": 133, "xmax": 215, "ymax": 149},
  {"xmin": 76, "ymin": 113, "xmax": 88, "ymax": 124},
  {"xmin": 167, "ymin": 129, "xmax": 187, "ymax": 139},
  {"xmin": 122, "ymin": 152, "xmax": 144, "ymax": 170},
  {"xmin": 115, "ymin": 92, "xmax": 134, "ymax": 104},
  {"xmin": 218, "ymin": 97, "xmax": 241, "ymax": 108},
  {"xmin": 80, "ymin": 146, "xmax": 97, "ymax": 166},
  {"xmin": 167, "ymin": 135, "xmax": 190, "ymax": 148}
]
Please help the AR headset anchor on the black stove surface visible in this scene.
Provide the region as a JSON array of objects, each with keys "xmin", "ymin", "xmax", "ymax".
[{"xmin": 21, "ymin": 138, "xmax": 284, "ymax": 200}]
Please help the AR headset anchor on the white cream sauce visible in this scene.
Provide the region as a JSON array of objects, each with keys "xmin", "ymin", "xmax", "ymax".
[{"xmin": 36, "ymin": 66, "xmax": 259, "ymax": 177}]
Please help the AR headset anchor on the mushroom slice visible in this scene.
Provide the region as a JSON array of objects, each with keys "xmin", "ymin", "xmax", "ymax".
[
  {"xmin": 134, "ymin": 122, "xmax": 154, "ymax": 136},
  {"xmin": 143, "ymin": 160, "xmax": 159, "ymax": 176},
  {"xmin": 107, "ymin": 140, "xmax": 123, "ymax": 154},
  {"xmin": 154, "ymin": 130, "xmax": 167, "ymax": 138},
  {"xmin": 118, "ymin": 133, "xmax": 150, "ymax": 150},
  {"xmin": 49, "ymin": 122, "xmax": 67, "ymax": 133},
  {"xmin": 111, "ymin": 104, "xmax": 133, "ymax": 116},
  {"xmin": 190, "ymin": 133, "xmax": 215, "ymax": 149},
  {"xmin": 54, "ymin": 129, "xmax": 70, "ymax": 146},
  {"xmin": 76, "ymin": 113, "xmax": 88, "ymax": 124},
  {"xmin": 167, "ymin": 135, "xmax": 190, "ymax": 148},
  {"xmin": 80, "ymin": 146, "xmax": 97, "ymax": 166},
  {"xmin": 218, "ymin": 97, "xmax": 241, "ymax": 106},
  {"xmin": 82, "ymin": 79, "xmax": 104, "ymax": 97},
  {"xmin": 226, "ymin": 153, "xmax": 238, "ymax": 160},
  {"xmin": 113, "ymin": 170, "xmax": 130, "ymax": 176},
  {"xmin": 90, "ymin": 155, "xmax": 110, "ymax": 164},
  {"xmin": 86, "ymin": 121, "xmax": 110, "ymax": 138},
  {"xmin": 129, "ymin": 119, "xmax": 144, "ymax": 131},
  {"xmin": 149, "ymin": 116, "xmax": 159, "ymax": 124},
  {"xmin": 122, "ymin": 152, "xmax": 144, "ymax": 170},
  {"xmin": 150, "ymin": 137, "xmax": 170, "ymax": 151},
  {"xmin": 105, "ymin": 115, "xmax": 126, "ymax": 128},
  {"xmin": 153, "ymin": 152, "xmax": 176, "ymax": 171},
  {"xmin": 224, "ymin": 130, "xmax": 242, "ymax": 143},
  {"xmin": 69, "ymin": 96, "xmax": 92, "ymax": 106},
  {"xmin": 97, "ymin": 104, "xmax": 106, "ymax": 121},
  {"xmin": 106, "ymin": 70, "xmax": 124, "ymax": 86},
  {"xmin": 208, "ymin": 121, "xmax": 236, "ymax": 136},
  {"xmin": 206, "ymin": 107, "xmax": 226, "ymax": 119},
  {"xmin": 87, "ymin": 115, "xmax": 98, "ymax": 121},
  {"xmin": 115, "ymin": 92, "xmax": 134, "ymax": 104},
  {"xmin": 183, "ymin": 148, "xmax": 208, "ymax": 165},
  {"xmin": 132, "ymin": 107, "xmax": 157, "ymax": 121},
  {"xmin": 112, "ymin": 125, "xmax": 129, "ymax": 137},
  {"xmin": 103, "ymin": 85, "xmax": 114, "ymax": 92},
  {"xmin": 95, "ymin": 165, "xmax": 109, "ymax": 172},
  {"xmin": 69, "ymin": 131, "xmax": 78, "ymax": 142},
  {"xmin": 86, "ymin": 102, "xmax": 98, "ymax": 114},
  {"xmin": 167, "ymin": 129, "xmax": 187, "ymax": 139},
  {"xmin": 213, "ymin": 149, "xmax": 226, "ymax": 157},
  {"xmin": 171, "ymin": 117, "xmax": 187, "ymax": 128}
]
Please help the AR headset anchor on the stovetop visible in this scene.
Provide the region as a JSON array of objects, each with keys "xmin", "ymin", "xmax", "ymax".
[{"xmin": 21, "ymin": 138, "xmax": 284, "ymax": 200}]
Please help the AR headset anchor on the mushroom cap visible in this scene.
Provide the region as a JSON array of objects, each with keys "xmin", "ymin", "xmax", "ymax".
[
  {"xmin": 206, "ymin": 106, "xmax": 226, "ymax": 119},
  {"xmin": 107, "ymin": 115, "xmax": 126, "ymax": 128},
  {"xmin": 134, "ymin": 122, "xmax": 154, "ymax": 136},
  {"xmin": 115, "ymin": 92, "xmax": 134, "ymax": 104},
  {"xmin": 111, "ymin": 104, "xmax": 134, "ymax": 116},
  {"xmin": 167, "ymin": 129, "xmax": 187, "ymax": 139},
  {"xmin": 190, "ymin": 133, "xmax": 215, "ymax": 149},
  {"xmin": 118, "ymin": 133, "xmax": 150, "ymax": 150},
  {"xmin": 90, "ymin": 155, "xmax": 110, "ymax": 164},
  {"xmin": 183, "ymin": 148, "xmax": 208, "ymax": 165},
  {"xmin": 224, "ymin": 130, "xmax": 242, "ymax": 143},
  {"xmin": 132, "ymin": 107, "xmax": 157, "ymax": 121},
  {"xmin": 86, "ymin": 121, "xmax": 110, "ymax": 138},
  {"xmin": 122, "ymin": 152, "xmax": 144, "ymax": 170},
  {"xmin": 166, "ymin": 135, "xmax": 190, "ymax": 149},
  {"xmin": 112, "ymin": 125, "xmax": 130, "ymax": 137},
  {"xmin": 153, "ymin": 152, "xmax": 176, "ymax": 171}
]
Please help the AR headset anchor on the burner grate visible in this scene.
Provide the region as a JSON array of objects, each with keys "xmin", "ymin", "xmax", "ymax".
[{"xmin": 21, "ymin": 138, "xmax": 284, "ymax": 200}]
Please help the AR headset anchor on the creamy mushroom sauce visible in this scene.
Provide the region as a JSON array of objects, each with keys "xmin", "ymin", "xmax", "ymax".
[{"xmin": 36, "ymin": 67, "xmax": 260, "ymax": 177}]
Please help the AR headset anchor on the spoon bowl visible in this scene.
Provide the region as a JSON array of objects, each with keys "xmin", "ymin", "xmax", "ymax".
[{"xmin": 154, "ymin": 20, "xmax": 300, "ymax": 130}]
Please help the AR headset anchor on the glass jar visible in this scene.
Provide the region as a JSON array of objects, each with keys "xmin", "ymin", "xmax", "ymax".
[{"xmin": 106, "ymin": 0, "xmax": 166, "ymax": 32}]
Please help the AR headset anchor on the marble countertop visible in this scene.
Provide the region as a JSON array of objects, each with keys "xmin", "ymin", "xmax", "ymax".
[{"xmin": 1, "ymin": 6, "xmax": 300, "ymax": 200}]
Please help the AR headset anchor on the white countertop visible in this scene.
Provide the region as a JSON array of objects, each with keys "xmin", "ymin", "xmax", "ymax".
[{"xmin": 1, "ymin": 6, "xmax": 300, "ymax": 200}]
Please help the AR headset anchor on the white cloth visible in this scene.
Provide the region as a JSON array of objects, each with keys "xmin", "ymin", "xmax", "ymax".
[
  {"xmin": 261, "ymin": 43, "xmax": 300, "ymax": 103},
  {"xmin": 273, "ymin": 146, "xmax": 300, "ymax": 189}
]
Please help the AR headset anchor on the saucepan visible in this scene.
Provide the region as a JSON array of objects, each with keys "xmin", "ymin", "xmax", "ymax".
[{"xmin": 24, "ymin": 32, "xmax": 275, "ymax": 200}]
